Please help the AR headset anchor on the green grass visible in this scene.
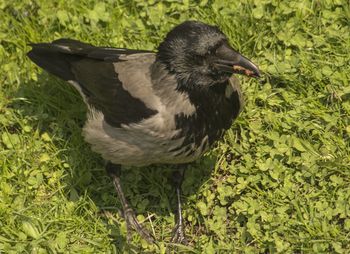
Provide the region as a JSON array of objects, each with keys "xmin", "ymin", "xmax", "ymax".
[{"xmin": 1, "ymin": 0, "xmax": 350, "ymax": 253}]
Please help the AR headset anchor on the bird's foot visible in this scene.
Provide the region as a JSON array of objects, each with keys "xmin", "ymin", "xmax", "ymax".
[
  {"xmin": 169, "ymin": 168, "xmax": 188, "ymax": 245},
  {"xmin": 170, "ymin": 222, "xmax": 188, "ymax": 244},
  {"xmin": 106, "ymin": 163, "xmax": 155, "ymax": 244},
  {"xmin": 123, "ymin": 207, "xmax": 155, "ymax": 244}
]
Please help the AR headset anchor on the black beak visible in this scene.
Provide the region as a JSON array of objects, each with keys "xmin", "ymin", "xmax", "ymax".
[{"xmin": 214, "ymin": 43, "xmax": 260, "ymax": 78}]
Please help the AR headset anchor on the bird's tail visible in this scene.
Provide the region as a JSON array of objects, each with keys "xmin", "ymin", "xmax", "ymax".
[{"xmin": 27, "ymin": 39, "xmax": 94, "ymax": 81}]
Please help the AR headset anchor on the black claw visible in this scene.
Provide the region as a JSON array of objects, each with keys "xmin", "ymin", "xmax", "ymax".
[
  {"xmin": 124, "ymin": 209, "xmax": 155, "ymax": 243},
  {"xmin": 171, "ymin": 223, "xmax": 188, "ymax": 244}
]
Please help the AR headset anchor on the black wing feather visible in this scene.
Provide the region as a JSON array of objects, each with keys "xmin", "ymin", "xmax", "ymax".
[
  {"xmin": 27, "ymin": 38, "xmax": 157, "ymax": 127},
  {"xmin": 71, "ymin": 59, "xmax": 157, "ymax": 126}
]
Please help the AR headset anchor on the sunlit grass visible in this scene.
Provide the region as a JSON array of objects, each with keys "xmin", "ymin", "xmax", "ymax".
[{"xmin": 1, "ymin": 0, "xmax": 349, "ymax": 253}]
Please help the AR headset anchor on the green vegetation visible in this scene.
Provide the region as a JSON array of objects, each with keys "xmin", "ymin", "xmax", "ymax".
[{"xmin": 1, "ymin": 0, "xmax": 349, "ymax": 253}]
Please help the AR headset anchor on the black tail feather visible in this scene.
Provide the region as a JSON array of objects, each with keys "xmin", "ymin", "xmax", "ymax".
[
  {"xmin": 27, "ymin": 48, "xmax": 76, "ymax": 80},
  {"xmin": 27, "ymin": 39, "xmax": 89, "ymax": 80}
]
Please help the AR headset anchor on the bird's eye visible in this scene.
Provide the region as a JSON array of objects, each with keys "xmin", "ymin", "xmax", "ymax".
[
  {"xmin": 207, "ymin": 42, "xmax": 223, "ymax": 56},
  {"xmin": 212, "ymin": 41, "xmax": 225, "ymax": 55}
]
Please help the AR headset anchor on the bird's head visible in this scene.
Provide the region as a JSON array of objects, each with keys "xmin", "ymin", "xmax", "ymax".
[{"xmin": 157, "ymin": 21, "xmax": 260, "ymax": 89}]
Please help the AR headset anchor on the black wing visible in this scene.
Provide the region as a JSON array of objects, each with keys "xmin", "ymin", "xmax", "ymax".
[{"xmin": 27, "ymin": 39, "xmax": 158, "ymax": 127}]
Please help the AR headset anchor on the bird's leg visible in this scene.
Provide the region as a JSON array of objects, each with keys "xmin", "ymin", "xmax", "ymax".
[
  {"xmin": 106, "ymin": 162, "xmax": 155, "ymax": 243},
  {"xmin": 170, "ymin": 168, "xmax": 188, "ymax": 244}
]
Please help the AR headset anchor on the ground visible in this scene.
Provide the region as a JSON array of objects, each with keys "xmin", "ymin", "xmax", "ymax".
[{"xmin": 0, "ymin": 0, "xmax": 350, "ymax": 253}]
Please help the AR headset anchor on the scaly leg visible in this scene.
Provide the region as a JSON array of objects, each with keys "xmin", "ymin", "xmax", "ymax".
[
  {"xmin": 170, "ymin": 168, "xmax": 188, "ymax": 244},
  {"xmin": 106, "ymin": 162, "xmax": 155, "ymax": 243}
]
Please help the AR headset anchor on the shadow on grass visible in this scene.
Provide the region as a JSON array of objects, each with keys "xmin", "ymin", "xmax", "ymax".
[{"xmin": 14, "ymin": 73, "xmax": 215, "ymax": 250}]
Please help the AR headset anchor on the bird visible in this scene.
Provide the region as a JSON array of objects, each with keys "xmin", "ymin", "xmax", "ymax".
[{"xmin": 27, "ymin": 20, "xmax": 260, "ymax": 244}]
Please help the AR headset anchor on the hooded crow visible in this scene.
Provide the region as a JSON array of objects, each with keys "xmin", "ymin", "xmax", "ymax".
[{"xmin": 27, "ymin": 20, "xmax": 260, "ymax": 244}]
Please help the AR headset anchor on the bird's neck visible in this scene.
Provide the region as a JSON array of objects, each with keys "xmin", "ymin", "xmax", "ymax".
[{"xmin": 175, "ymin": 75, "xmax": 242, "ymax": 147}]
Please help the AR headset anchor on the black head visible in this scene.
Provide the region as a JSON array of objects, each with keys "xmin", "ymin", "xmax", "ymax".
[{"xmin": 157, "ymin": 21, "xmax": 260, "ymax": 89}]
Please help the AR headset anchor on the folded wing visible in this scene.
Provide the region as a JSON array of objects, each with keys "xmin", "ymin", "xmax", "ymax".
[{"xmin": 27, "ymin": 39, "xmax": 158, "ymax": 127}]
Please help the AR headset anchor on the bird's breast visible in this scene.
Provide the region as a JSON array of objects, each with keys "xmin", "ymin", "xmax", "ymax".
[{"xmin": 171, "ymin": 77, "xmax": 243, "ymax": 154}]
